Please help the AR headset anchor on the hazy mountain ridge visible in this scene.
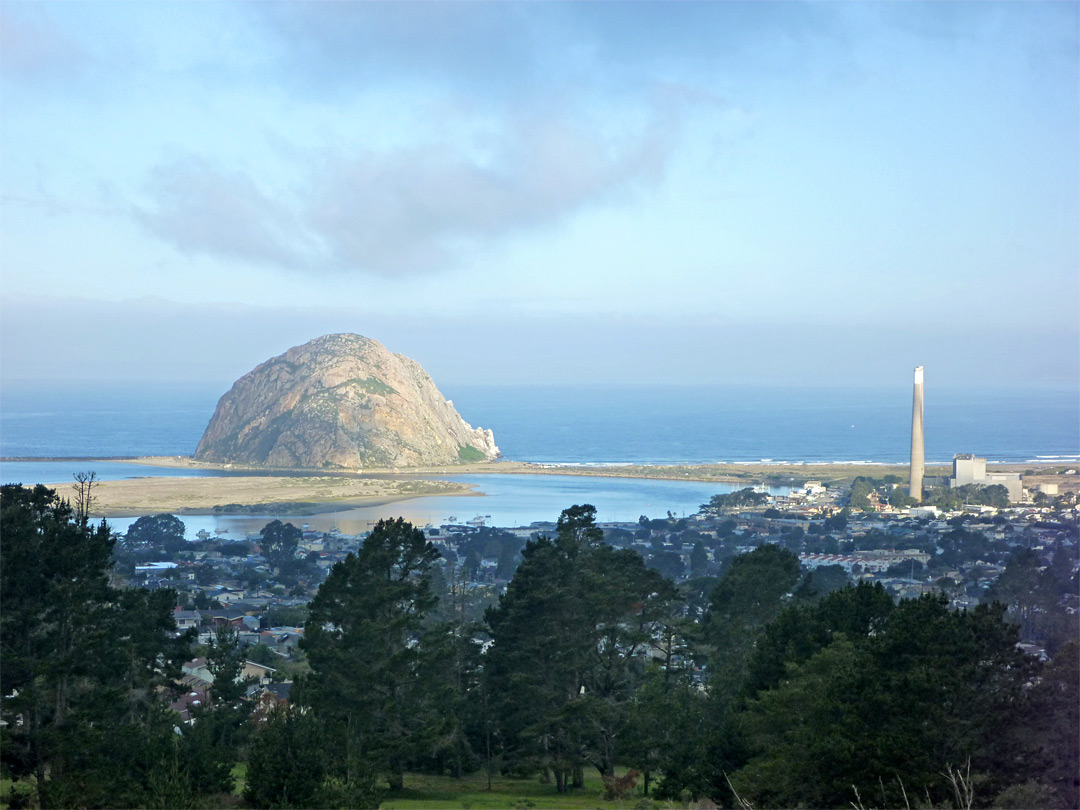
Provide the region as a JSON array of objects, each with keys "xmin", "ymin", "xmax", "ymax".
[{"xmin": 194, "ymin": 334, "xmax": 499, "ymax": 468}]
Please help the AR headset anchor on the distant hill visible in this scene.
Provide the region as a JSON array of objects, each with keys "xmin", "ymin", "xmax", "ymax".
[{"xmin": 194, "ymin": 334, "xmax": 499, "ymax": 469}]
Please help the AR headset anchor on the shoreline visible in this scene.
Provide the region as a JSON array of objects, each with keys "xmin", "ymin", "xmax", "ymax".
[
  {"xmin": 36, "ymin": 453, "xmax": 1067, "ymax": 481},
  {"xmin": 40, "ymin": 474, "xmax": 481, "ymax": 519},
  {"xmin": 19, "ymin": 456, "xmax": 1075, "ymax": 517},
  {"xmin": 7, "ymin": 453, "xmax": 1067, "ymax": 470}
]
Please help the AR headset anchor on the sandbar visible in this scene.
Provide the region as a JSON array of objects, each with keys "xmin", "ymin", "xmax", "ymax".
[
  {"xmin": 123, "ymin": 455, "xmax": 957, "ymax": 486},
  {"xmin": 49, "ymin": 475, "xmax": 478, "ymax": 518},
  {"xmin": 43, "ymin": 458, "xmax": 1074, "ymax": 517}
]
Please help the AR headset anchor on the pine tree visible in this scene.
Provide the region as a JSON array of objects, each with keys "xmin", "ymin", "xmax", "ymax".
[
  {"xmin": 484, "ymin": 505, "xmax": 679, "ymax": 790},
  {"xmin": 300, "ymin": 517, "xmax": 442, "ymax": 791},
  {"xmin": 1, "ymin": 485, "xmax": 191, "ymax": 808}
]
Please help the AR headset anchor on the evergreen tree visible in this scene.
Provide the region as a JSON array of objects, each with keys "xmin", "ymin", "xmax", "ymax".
[
  {"xmin": 701, "ymin": 544, "xmax": 804, "ymax": 698},
  {"xmin": 124, "ymin": 512, "xmax": 187, "ymax": 555},
  {"xmin": 300, "ymin": 517, "xmax": 442, "ymax": 791},
  {"xmin": 743, "ymin": 582, "xmax": 895, "ymax": 699},
  {"xmin": 485, "ymin": 505, "xmax": 678, "ymax": 790},
  {"xmin": 259, "ymin": 519, "xmax": 302, "ymax": 573},
  {"xmin": 1, "ymin": 485, "xmax": 192, "ymax": 808},
  {"xmin": 245, "ymin": 704, "xmax": 330, "ymax": 809},
  {"xmin": 181, "ymin": 626, "xmax": 255, "ymax": 796},
  {"xmin": 689, "ymin": 541, "xmax": 710, "ymax": 578},
  {"xmin": 1003, "ymin": 640, "xmax": 1080, "ymax": 808},
  {"xmin": 729, "ymin": 594, "xmax": 1035, "ymax": 808}
]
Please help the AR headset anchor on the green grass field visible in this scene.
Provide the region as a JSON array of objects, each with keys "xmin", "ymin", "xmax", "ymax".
[
  {"xmin": 4, "ymin": 768, "xmax": 681, "ymax": 810},
  {"xmin": 381, "ymin": 770, "xmax": 674, "ymax": 810},
  {"xmin": 0, "ymin": 778, "xmax": 34, "ymax": 810}
]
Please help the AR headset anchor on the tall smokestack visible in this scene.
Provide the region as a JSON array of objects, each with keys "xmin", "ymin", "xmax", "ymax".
[{"xmin": 909, "ymin": 366, "xmax": 925, "ymax": 502}]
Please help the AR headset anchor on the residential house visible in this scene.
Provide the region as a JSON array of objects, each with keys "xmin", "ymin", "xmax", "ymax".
[{"xmin": 173, "ymin": 609, "xmax": 202, "ymax": 632}]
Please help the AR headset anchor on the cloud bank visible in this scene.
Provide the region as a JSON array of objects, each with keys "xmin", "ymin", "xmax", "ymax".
[{"xmin": 137, "ymin": 105, "xmax": 678, "ymax": 275}]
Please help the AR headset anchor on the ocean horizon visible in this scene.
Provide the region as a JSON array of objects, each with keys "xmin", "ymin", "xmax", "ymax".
[
  {"xmin": 1, "ymin": 380, "xmax": 1077, "ymax": 467},
  {"xmin": 4, "ymin": 378, "xmax": 1075, "ymax": 532}
]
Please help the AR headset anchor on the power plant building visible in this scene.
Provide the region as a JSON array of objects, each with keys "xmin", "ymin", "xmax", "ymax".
[
  {"xmin": 950, "ymin": 454, "xmax": 1023, "ymax": 503},
  {"xmin": 952, "ymin": 454, "xmax": 987, "ymax": 485}
]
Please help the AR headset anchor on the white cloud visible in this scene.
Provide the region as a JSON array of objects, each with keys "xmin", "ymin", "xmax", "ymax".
[
  {"xmin": 135, "ymin": 156, "xmax": 310, "ymax": 270},
  {"xmin": 135, "ymin": 102, "xmax": 685, "ymax": 276}
]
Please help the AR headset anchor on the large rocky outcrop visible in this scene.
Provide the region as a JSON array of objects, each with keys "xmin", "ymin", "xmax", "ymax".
[{"xmin": 194, "ymin": 334, "xmax": 499, "ymax": 469}]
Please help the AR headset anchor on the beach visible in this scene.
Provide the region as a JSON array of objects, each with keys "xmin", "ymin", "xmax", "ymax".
[
  {"xmin": 59, "ymin": 474, "xmax": 479, "ymax": 518},
  {"xmin": 125, "ymin": 455, "xmax": 943, "ymax": 483}
]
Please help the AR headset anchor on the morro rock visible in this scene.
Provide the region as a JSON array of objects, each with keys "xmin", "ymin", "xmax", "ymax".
[{"xmin": 194, "ymin": 334, "xmax": 499, "ymax": 469}]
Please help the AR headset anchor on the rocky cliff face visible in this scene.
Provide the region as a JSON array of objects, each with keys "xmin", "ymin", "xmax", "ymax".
[{"xmin": 194, "ymin": 334, "xmax": 499, "ymax": 469}]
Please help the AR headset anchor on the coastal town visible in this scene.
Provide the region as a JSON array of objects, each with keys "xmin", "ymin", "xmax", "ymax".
[
  {"xmin": 4, "ymin": 0, "xmax": 1077, "ymax": 804},
  {"xmin": 118, "ymin": 457, "xmax": 1079, "ymax": 723}
]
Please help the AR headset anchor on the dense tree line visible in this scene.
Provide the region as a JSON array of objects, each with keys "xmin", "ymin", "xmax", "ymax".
[
  {"xmin": 2, "ymin": 485, "xmax": 1077, "ymax": 808},
  {"xmin": 1, "ymin": 485, "xmax": 223, "ymax": 807},
  {"xmin": 702, "ymin": 488, "xmax": 770, "ymax": 512}
]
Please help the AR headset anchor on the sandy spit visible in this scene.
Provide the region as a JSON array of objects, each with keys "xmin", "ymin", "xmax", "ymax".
[
  {"xmin": 48, "ymin": 458, "xmax": 1071, "ymax": 517},
  {"xmin": 47, "ymin": 475, "xmax": 479, "ymax": 518},
  {"xmin": 123, "ymin": 456, "xmax": 952, "ymax": 484}
]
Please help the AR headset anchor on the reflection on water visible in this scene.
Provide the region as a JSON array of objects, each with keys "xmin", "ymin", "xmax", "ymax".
[{"xmin": 103, "ymin": 474, "xmax": 793, "ymax": 539}]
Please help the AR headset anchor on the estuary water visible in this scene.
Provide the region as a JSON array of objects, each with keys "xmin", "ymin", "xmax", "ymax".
[{"xmin": 96, "ymin": 473, "xmax": 768, "ymax": 538}]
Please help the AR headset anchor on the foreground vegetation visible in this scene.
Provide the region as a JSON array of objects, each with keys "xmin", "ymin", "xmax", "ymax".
[
  {"xmin": 381, "ymin": 770, "xmax": 626, "ymax": 810},
  {"xmin": 2, "ymin": 483, "xmax": 1077, "ymax": 809}
]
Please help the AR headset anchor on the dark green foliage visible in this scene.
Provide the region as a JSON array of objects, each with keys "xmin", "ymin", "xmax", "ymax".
[
  {"xmin": 702, "ymin": 488, "xmax": 769, "ymax": 512},
  {"xmin": 177, "ymin": 627, "xmax": 255, "ymax": 796},
  {"xmin": 702, "ymin": 544, "xmax": 804, "ymax": 697},
  {"xmin": 485, "ymin": 536, "xmax": 578, "ymax": 786},
  {"xmin": 218, "ymin": 540, "xmax": 250, "ymax": 557},
  {"xmin": 926, "ymin": 483, "xmax": 1013, "ymax": 510},
  {"xmin": 743, "ymin": 582, "xmax": 894, "ymax": 699},
  {"xmin": 624, "ymin": 671, "xmax": 710, "ymax": 799},
  {"xmin": 689, "ymin": 542, "xmax": 709, "ymax": 577},
  {"xmin": 1002, "ymin": 640, "xmax": 1080, "ymax": 808},
  {"xmin": 885, "ymin": 558, "xmax": 924, "ymax": 577},
  {"xmin": 715, "ymin": 518, "xmax": 737, "ymax": 538},
  {"xmin": 301, "ymin": 517, "xmax": 442, "ymax": 791},
  {"xmin": 245, "ymin": 706, "xmax": 332, "ymax": 809},
  {"xmin": 126, "ymin": 512, "xmax": 187, "ymax": 551},
  {"xmin": 262, "ymin": 603, "xmax": 309, "ymax": 628},
  {"xmin": 259, "ymin": 519, "xmax": 302, "ymax": 572},
  {"xmin": 555, "ymin": 503, "xmax": 604, "ymax": 551},
  {"xmin": 822, "ymin": 507, "xmax": 849, "ymax": 533},
  {"xmin": 728, "ymin": 594, "xmax": 1035, "ymax": 808},
  {"xmin": 246, "ymin": 642, "xmax": 282, "ymax": 666},
  {"xmin": 805, "ymin": 533, "xmax": 841, "ymax": 554},
  {"xmin": 647, "ymin": 549, "xmax": 685, "ymax": 580},
  {"xmin": 485, "ymin": 505, "xmax": 679, "ymax": 790},
  {"xmin": 887, "ymin": 487, "xmax": 917, "ymax": 508},
  {"xmin": 849, "ymin": 476, "xmax": 921, "ymax": 511},
  {"xmin": 847, "ymin": 477, "xmax": 875, "ymax": 510},
  {"xmin": 5, "ymin": 488, "xmax": 1072, "ymax": 807},
  {"xmin": 986, "ymin": 547, "xmax": 1078, "ymax": 654},
  {"xmin": 452, "ymin": 525, "xmax": 526, "ymax": 582},
  {"xmin": 0, "ymin": 485, "xmax": 194, "ymax": 808}
]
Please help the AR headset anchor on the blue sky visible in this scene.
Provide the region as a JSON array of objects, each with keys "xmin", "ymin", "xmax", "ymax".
[{"xmin": 1, "ymin": 1, "xmax": 1077, "ymax": 388}]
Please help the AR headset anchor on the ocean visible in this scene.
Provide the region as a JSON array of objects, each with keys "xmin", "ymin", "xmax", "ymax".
[
  {"xmin": 2, "ymin": 381, "xmax": 1077, "ymax": 465},
  {"xmin": 1, "ymin": 381, "xmax": 1076, "ymax": 532}
]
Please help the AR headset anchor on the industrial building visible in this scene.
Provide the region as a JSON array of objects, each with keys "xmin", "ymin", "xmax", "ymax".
[{"xmin": 950, "ymin": 454, "xmax": 1023, "ymax": 502}]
